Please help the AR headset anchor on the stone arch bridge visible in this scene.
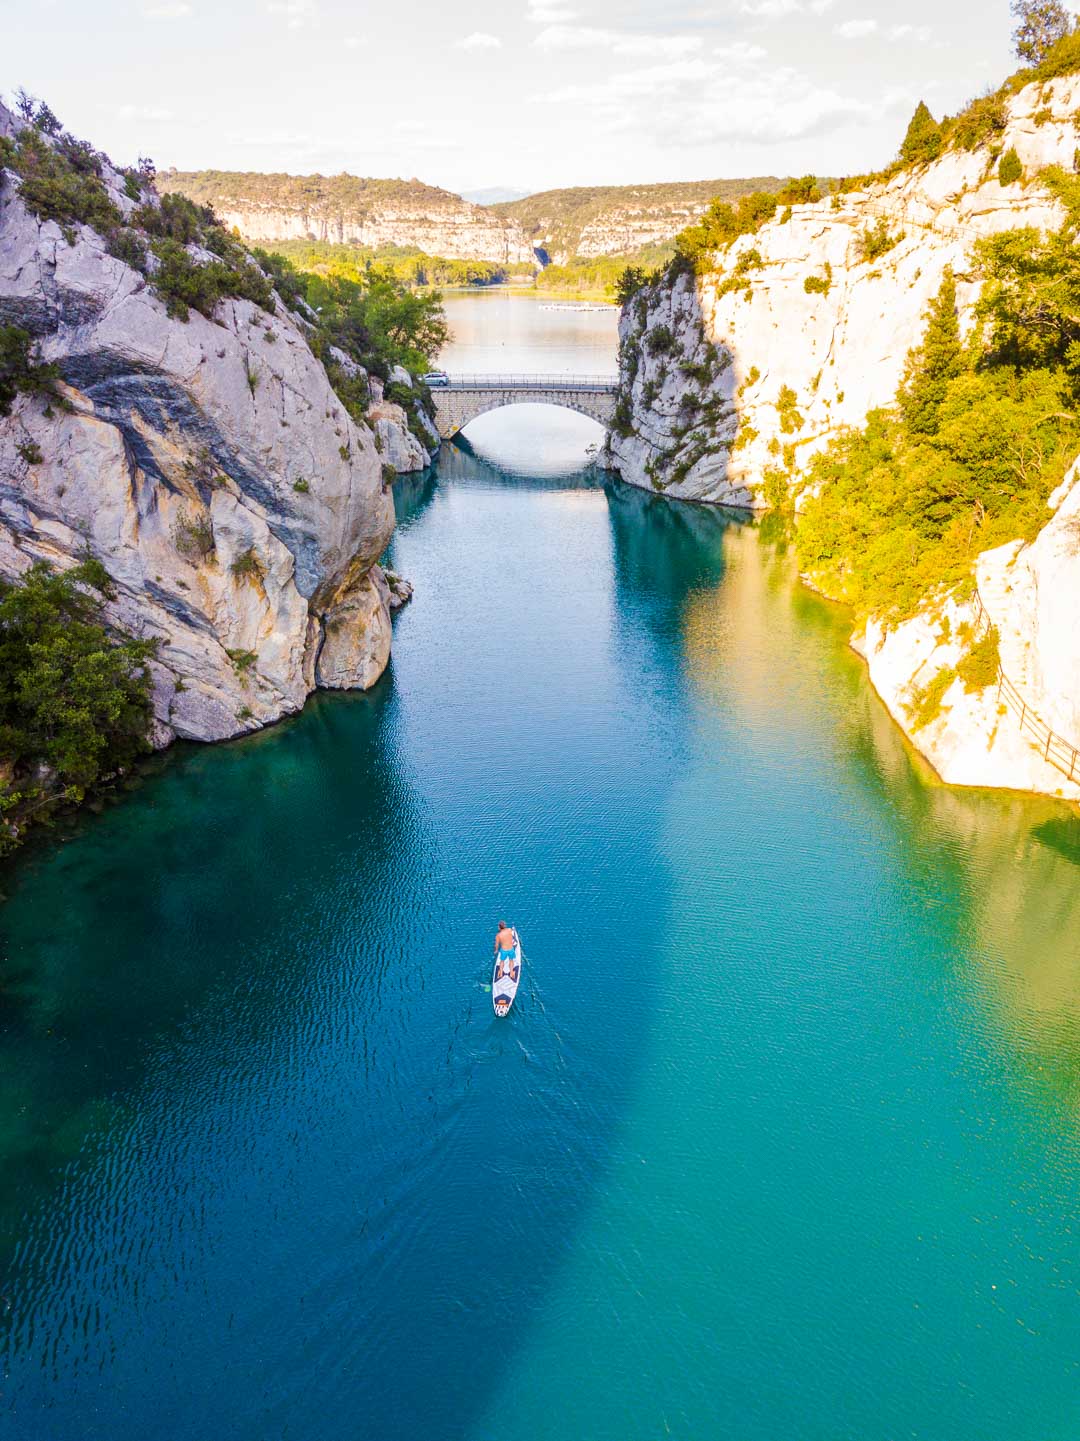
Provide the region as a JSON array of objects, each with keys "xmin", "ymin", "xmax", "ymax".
[{"xmin": 429, "ymin": 374, "xmax": 618, "ymax": 439}]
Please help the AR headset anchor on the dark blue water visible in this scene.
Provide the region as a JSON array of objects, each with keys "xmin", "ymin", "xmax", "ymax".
[{"xmin": 3, "ymin": 382, "xmax": 1080, "ymax": 1438}]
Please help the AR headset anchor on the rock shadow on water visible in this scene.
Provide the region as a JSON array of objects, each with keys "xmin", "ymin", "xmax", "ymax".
[{"xmin": 0, "ymin": 455, "xmax": 702, "ymax": 1441}]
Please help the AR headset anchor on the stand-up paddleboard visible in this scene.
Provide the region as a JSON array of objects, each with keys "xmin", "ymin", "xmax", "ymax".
[{"xmin": 492, "ymin": 931, "xmax": 522, "ymax": 1017}]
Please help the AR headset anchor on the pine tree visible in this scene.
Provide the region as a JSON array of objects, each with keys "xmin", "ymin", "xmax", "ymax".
[
  {"xmin": 1011, "ymin": 0, "xmax": 1076, "ymax": 64},
  {"xmin": 900, "ymin": 102, "xmax": 943, "ymax": 166},
  {"xmin": 898, "ymin": 270, "xmax": 965, "ymax": 437},
  {"xmin": 998, "ymin": 147, "xmax": 1024, "ymax": 185}
]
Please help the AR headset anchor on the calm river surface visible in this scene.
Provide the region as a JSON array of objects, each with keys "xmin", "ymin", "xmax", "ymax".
[{"xmin": 3, "ymin": 295, "xmax": 1080, "ymax": 1440}]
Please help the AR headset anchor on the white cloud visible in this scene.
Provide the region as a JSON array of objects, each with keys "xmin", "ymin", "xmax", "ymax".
[
  {"xmin": 141, "ymin": 2, "xmax": 192, "ymax": 18},
  {"xmin": 115, "ymin": 103, "xmax": 175, "ymax": 121},
  {"xmin": 538, "ymin": 49, "xmax": 869, "ymax": 148},
  {"xmin": 533, "ymin": 24, "xmax": 702, "ymax": 58},
  {"xmin": 344, "ymin": 34, "xmax": 362, "ymax": 48},
  {"xmin": 457, "ymin": 31, "xmax": 503, "ymax": 50},
  {"xmin": 888, "ymin": 23, "xmax": 932, "ymax": 42},
  {"xmin": 740, "ymin": 0, "xmax": 835, "ymax": 15},
  {"xmin": 267, "ymin": 0, "xmax": 317, "ymax": 29},
  {"xmin": 527, "ymin": 1, "xmax": 579, "ymax": 20},
  {"xmin": 835, "ymin": 18, "xmax": 877, "ymax": 38},
  {"xmin": 713, "ymin": 40, "xmax": 768, "ymax": 61}
]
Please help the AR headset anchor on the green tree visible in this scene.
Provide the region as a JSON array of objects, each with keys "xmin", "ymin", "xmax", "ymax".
[
  {"xmin": 777, "ymin": 175, "xmax": 821, "ymax": 205},
  {"xmin": 0, "ymin": 326, "xmax": 60, "ymax": 417},
  {"xmin": 615, "ymin": 266, "xmax": 648, "ymax": 304},
  {"xmin": 976, "ymin": 227, "xmax": 1080, "ymax": 377},
  {"xmin": 900, "ymin": 102, "xmax": 944, "ymax": 165},
  {"xmin": 898, "ymin": 269, "xmax": 965, "ymax": 436},
  {"xmin": 0, "ymin": 561, "xmax": 156, "ymax": 850},
  {"xmin": 998, "ymin": 147, "xmax": 1024, "ymax": 185},
  {"xmin": 1011, "ymin": 0, "xmax": 1076, "ymax": 63}
]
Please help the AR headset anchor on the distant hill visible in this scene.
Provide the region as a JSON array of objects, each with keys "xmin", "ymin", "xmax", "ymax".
[
  {"xmin": 490, "ymin": 179, "xmax": 788, "ymax": 262},
  {"xmin": 157, "ymin": 170, "xmax": 537, "ymax": 265}
]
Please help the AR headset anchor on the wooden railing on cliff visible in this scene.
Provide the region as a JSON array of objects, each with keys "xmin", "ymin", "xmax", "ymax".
[{"xmin": 972, "ymin": 589, "xmax": 1080, "ymax": 785}]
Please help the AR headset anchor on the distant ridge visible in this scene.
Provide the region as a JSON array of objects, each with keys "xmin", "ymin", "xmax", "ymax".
[
  {"xmin": 157, "ymin": 170, "xmax": 537, "ymax": 265},
  {"xmin": 491, "ymin": 179, "xmax": 788, "ymax": 262}
]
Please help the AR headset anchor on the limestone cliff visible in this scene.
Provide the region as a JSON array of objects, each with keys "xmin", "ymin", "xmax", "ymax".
[
  {"xmin": 608, "ymin": 75, "xmax": 1078, "ymax": 505},
  {"xmin": 859, "ymin": 461, "xmax": 1080, "ymax": 803},
  {"xmin": 607, "ymin": 71, "xmax": 1080, "ymax": 803},
  {"xmin": 0, "ymin": 105, "xmax": 432, "ymax": 749},
  {"xmin": 162, "ymin": 170, "xmax": 537, "ymax": 266}
]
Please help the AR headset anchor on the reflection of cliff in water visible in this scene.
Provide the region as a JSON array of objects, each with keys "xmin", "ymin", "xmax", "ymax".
[
  {"xmin": 859, "ymin": 687, "xmax": 1080, "ymax": 1110},
  {"xmin": 604, "ymin": 479, "xmax": 743, "ymax": 669},
  {"xmin": 391, "ymin": 465, "xmax": 440, "ymax": 531},
  {"xmin": 673, "ymin": 521, "xmax": 1080, "ymax": 1125}
]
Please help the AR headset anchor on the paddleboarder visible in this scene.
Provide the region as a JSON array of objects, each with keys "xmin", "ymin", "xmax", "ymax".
[{"xmin": 494, "ymin": 921, "xmax": 517, "ymax": 978}]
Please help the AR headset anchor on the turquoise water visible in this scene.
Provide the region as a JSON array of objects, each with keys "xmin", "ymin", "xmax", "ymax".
[{"xmin": 4, "ymin": 302, "xmax": 1080, "ymax": 1439}]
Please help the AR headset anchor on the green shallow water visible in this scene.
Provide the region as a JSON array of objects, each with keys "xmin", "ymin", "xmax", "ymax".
[{"xmin": 3, "ymin": 325, "xmax": 1080, "ymax": 1436}]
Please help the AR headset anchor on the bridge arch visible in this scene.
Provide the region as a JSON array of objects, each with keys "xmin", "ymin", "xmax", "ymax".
[{"xmin": 429, "ymin": 375, "xmax": 617, "ymax": 440}]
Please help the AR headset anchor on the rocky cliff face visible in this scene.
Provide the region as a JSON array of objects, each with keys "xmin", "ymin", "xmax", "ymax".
[
  {"xmin": 608, "ymin": 75, "xmax": 1078, "ymax": 506},
  {"xmin": 0, "ymin": 106, "xmax": 433, "ymax": 749},
  {"xmin": 607, "ymin": 72, "xmax": 1080, "ymax": 803},
  {"xmin": 857, "ymin": 459, "xmax": 1080, "ymax": 803},
  {"xmin": 163, "ymin": 171, "xmax": 537, "ymax": 265}
]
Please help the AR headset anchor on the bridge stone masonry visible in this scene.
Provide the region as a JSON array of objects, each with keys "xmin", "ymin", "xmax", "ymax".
[{"xmin": 429, "ymin": 374, "xmax": 618, "ymax": 439}]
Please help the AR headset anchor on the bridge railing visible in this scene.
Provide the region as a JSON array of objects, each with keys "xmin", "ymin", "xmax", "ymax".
[
  {"xmin": 436, "ymin": 373, "xmax": 618, "ymax": 390},
  {"xmin": 972, "ymin": 588, "xmax": 1080, "ymax": 785}
]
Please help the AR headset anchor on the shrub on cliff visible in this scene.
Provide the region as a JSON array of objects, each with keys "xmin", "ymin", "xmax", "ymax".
[
  {"xmin": 0, "ymin": 561, "xmax": 156, "ymax": 854},
  {"xmin": 0, "ymin": 125, "xmax": 122, "ymax": 239},
  {"xmin": 675, "ymin": 192, "xmax": 779, "ymax": 271},
  {"xmin": 777, "ymin": 176, "xmax": 821, "ymax": 206},
  {"xmin": 149, "ymin": 237, "xmax": 274, "ymax": 320},
  {"xmin": 998, "ymin": 147, "xmax": 1025, "ymax": 185},
  {"xmin": 900, "ymin": 102, "xmax": 944, "ymax": 166},
  {"xmin": 0, "ymin": 327, "xmax": 60, "ymax": 417},
  {"xmin": 957, "ymin": 626, "xmax": 1001, "ymax": 691},
  {"xmin": 944, "ymin": 92, "xmax": 1009, "ymax": 152},
  {"xmin": 858, "ymin": 221, "xmax": 904, "ymax": 263},
  {"xmin": 615, "ymin": 267, "xmax": 649, "ymax": 304},
  {"xmin": 804, "ymin": 263, "xmax": 833, "ymax": 296}
]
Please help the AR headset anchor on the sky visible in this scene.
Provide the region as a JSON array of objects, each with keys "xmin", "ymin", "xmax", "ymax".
[{"xmin": 6, "ymin": 0, "xmax": 1019, "ymax": 194}]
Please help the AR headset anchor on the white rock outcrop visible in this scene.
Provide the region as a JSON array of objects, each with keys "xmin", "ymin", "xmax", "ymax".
[
  {"xmin": 0, "ymin": 106, "xmax": 431, "ymax": 747},
  {"xmin": 608, "ymin": 72, "xmax": 1080, "ymax": 803},
  {"xmin": 609, "ymin": 74, "xmax": 1080, "ymax": 505},
  {"xmin": 858, "ymin": 463, "xmax": 1080, "ymax": 801}
]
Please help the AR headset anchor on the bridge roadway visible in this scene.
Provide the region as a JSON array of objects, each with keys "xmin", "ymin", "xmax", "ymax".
[{"xmin": 428, "ymin": 373, "xmax": 618, "ymax": 439}]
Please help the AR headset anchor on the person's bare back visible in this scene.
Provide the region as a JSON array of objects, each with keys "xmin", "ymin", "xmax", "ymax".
[{"xmin": 494, "ymin": 922, "xmax": 517, "ymax": 976}]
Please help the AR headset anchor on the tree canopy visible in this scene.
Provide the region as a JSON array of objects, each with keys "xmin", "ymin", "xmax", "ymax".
[
  {"xmin": 796, "ymin": 232, "xmax": 1080, "ymax": 622},
  {"xmin": 0, "ymin": 561, "xmax": 156, "ymax": 853},
  {"xmin": 1011, "ymin": 0, "xmax": 1077, "ymax": 64},
  {"xmin": 900, "ymin": 102, "xmax": 944, "ymax": 166}
]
